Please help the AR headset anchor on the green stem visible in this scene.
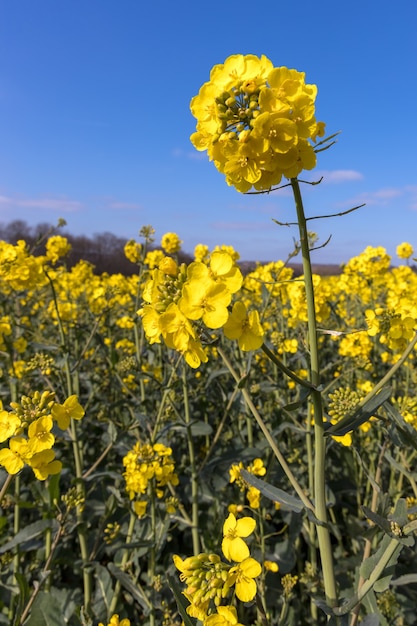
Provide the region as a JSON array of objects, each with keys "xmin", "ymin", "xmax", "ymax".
[
  {"xmin": 108, "ymin": 511, "xmax": 139, "ymax": 617},
  {"xmin": 182, "ymin": 364, "xmax": 201, "ymax": 555},
  {"xmin": 46, "ymin": 269, "xmax": 92, "ymax": 613},
  {"xmin": 291, "ymin": 178, "xmax": 338, "ymax": 608},
  {"xmin": 149, "ymin": 486, "xmax": 156, "ymax": 626}
]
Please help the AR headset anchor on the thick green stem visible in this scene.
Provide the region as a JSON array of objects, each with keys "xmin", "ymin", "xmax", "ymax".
[
  {"xmin": 291, "ymin": 178, "xmax": 338, "ymax": 608},
  {"xmin": 182, "ymin": 364, "xmax": 201, "ymax": 555}
]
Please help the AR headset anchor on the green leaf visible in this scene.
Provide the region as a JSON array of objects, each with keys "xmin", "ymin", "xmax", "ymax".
[
  {"xmin": 24, "ymin": 591, "xmax": 65, "ymax": 625},
  {"xmin": 240, "ymin": 470, "xmax": 304, "ymax": 513},
  {"xmin": 383, "ymin": 401, "xmax": 417, "ymax": 451},
  {"xmin": 48, "ymin": 473, "xmax": 61, "ymax": 507},
  {"xmin": 0, "ymin": 519, "xmax": 58, "ymax": 554},
  {"xmin": 360, "ymin": 534, "xmax": 403, "ymax": 590},
  {"xmin": 167, "ymin": 574, "xmax": 196, "ymax": 626},
  {"xmin": 361, "ymin": 506, "xmax": 392, "ymax": 535},
  {"xmin": 92, "ymin": 563, "xmax": 113, "ymax": 620},
  {"xmin": 325, "ymin": 387, "xmax": 392, "ymax": 437},
  {"xmin": 107, "ymin": 563, "xmax": 151, "ymax": 614},
  {"xmin": 189, "ymin": 420, "xmax": 213, "ymax": 436}
]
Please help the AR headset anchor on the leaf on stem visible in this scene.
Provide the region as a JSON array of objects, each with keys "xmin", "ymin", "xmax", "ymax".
[
  {"xmin": 240, "ymin": 469, "xmax": 304, "ymax": 513},
  {"xmin": 167, "ymin": 574, "xmax": 197, "ymax": 626}
]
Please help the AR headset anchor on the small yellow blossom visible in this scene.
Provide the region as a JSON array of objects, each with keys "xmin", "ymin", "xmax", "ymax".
[
  {"xmin": 227, "ymin": 556, "xmax": 262, "ymax": 601},
  {"xmin": 52, "ymin": 395, "xmax": 85, "ymax": 430},
  {"xmin": 222, "ymin": 513, "xmax": 256, "ymax": 562}
]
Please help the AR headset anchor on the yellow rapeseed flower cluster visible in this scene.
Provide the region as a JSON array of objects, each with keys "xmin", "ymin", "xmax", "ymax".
[
  {"xmin": 174, "ymin": 512, "xmax": 261, "ymax": 622},
  {"xmin": 122, "ymin": 441, "xmax": 179, "ymax": 517},
  {"xmin": 0, "ymin": 391, "xmax": 84, "ymax": 480},
  {"xmin": 229, "ymin": 458, "xmax": 266, "ymax": 509},
  {"xmin": 190, "ymin": 54, "xmax": 325, "ymax": 192},
  {"xmin": 139, "ymin": 249, "xmax": 264, "ymax": 367}
]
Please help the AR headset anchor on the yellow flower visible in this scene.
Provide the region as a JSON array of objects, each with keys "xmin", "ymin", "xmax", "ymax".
[
  {"xmin": 396, "ymin": 242, "xmax": 414, "ymax": 260},
  {"xmin": 124, "ymin": 239, "xmax": 143, "ymax": 263},
  {"xmin": 179, "ymin": 280, "xmax": 231, "ymax": 329},
  {"xmin": 45, "ymin": 235, "xmax": 71, "ymax": 264},
  {"xmin": 134, "ymin": 500, "xmax": 148, "ymax": 517},
  {"xmin": 223, "ymin": 302, "xmax": 264, "ymax": 350},
  {"xmin": 98, "ymin": 616, "xmax": 130, "ymax": 626},
  {"xmin": 190, "ymin": 54, "xmax": 325, "ymax": 192},
  {"xmin": 264, "ymin": 560, "xmax": 279, "ymax": 573},
  {"xmin": 29, "ymin": 449, "xmax": 62, "ymax": 481},
  {"xmin": 222, "ymin": 513, "xmax": 256, "ymax": 562},
  {"xmin": 161, "ymin": 232, "xmax": 182, "ymax": 254},
  {"xmin": 0, "ymin": 410, "xmax": 21, "ymax": 443},
  {"xmin": 52, "ymin": 395, "xmax": 85, "ymax": 430},
  {"xmin": 204, "ymin": 606, "xmax": 244, "ymax": 626},
  {"xmin": 227, "ymin": 557, "xmax": 262, "ymax": 601},
  {"xmin": 27, "ymin": 416, "xmax": 55, "ymax": 454},
  {"xmin": 0, "ymin": 436, "xmax": 30, "ymax": 475}
]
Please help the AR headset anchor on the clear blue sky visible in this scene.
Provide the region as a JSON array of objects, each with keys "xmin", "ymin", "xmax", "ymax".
[{"xmin": 0, "ymin": 0, "xmax": 416, "ymax": 263}]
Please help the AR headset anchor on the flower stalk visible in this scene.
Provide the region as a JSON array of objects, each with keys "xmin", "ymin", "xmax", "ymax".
[{"xmin": 291, "ymin": 177, "xmax": 338, "ymax": 608}]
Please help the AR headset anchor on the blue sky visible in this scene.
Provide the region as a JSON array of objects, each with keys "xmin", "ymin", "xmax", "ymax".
[{"xmin": 0, "ymin": 0, "xmax": 416, "ymax": 263}]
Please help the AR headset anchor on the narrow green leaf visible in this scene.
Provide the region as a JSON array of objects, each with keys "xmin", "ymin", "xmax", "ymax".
[
  {"xmin": 326, "ymin": 387, "xmax": 391, "ymax": 437},
  {"xmin": 240, "ymin": 470, "xmax": 304, "ymax": 513},
  {"xmin": 0, "ymin": 519, "xmax": 58, "ymax": 554},
  {"xmin": 107, "ymin": 563, "xmax": 151, "ymax": 614},
  {"xmin": 383, "ymin": 401, "xmax": 417, "ymax": 451},
  {"xmin": 167, "ymin": 574, "xmax": 196, "ymax": 626},
  {"xmin": 361, "ymin": 506, "xmax": 392, "ymax": 535},
  {"xmin": 392, "ymin": 573, "xmax": 417, "ymax": 585}
]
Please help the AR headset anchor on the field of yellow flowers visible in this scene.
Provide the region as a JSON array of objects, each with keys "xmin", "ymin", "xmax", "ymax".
[
  {"xmin": 1, "ymin": 53, "xmax": 417, "ymax": 626},
  {"xmin": 0, "ymin": 229, "xmax": 416, "ymax": 626}
]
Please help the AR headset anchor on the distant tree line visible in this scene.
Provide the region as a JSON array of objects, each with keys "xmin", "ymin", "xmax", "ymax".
[{"xmin": 0, "ymin": 220, "xmax": 193, "ymax": 275}]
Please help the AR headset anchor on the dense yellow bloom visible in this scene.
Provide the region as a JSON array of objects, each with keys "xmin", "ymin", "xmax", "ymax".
[
  {"xmin": 161, "ymin": 232, "xmax": 182, "ymax": 254},
  {"xmin": 123, "ymin": 441, "xmax": 179, "ymax": 501},
  {"xmin": 194, "ymin": 243, "xmax": 210, "ymax": 262},
  {"xmin": 0, "ymin": 240, "xmax": 46, "ymax": 290},
  {"xmin": 190, "ymin": 54, "xmax": 325, "ymax": 191},
  {"xmin": 222, "ymin": 513, "xmax": 256, "ymax": 562},
  {"xmin": 45, "ymin": 235, "xmax": 71, "ymax": 264},
  {"xmin": 124, "ymin": 239, "xmax": 143, "ymax": 263},
  {"xmin": 396, "ymin": 242, "xmax": 414, "ymax": 260}
]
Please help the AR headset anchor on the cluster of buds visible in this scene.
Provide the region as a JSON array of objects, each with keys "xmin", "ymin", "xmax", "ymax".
[{"xmin": 173, "ymin": 553, "xmax": 232, "ymax": 620}]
